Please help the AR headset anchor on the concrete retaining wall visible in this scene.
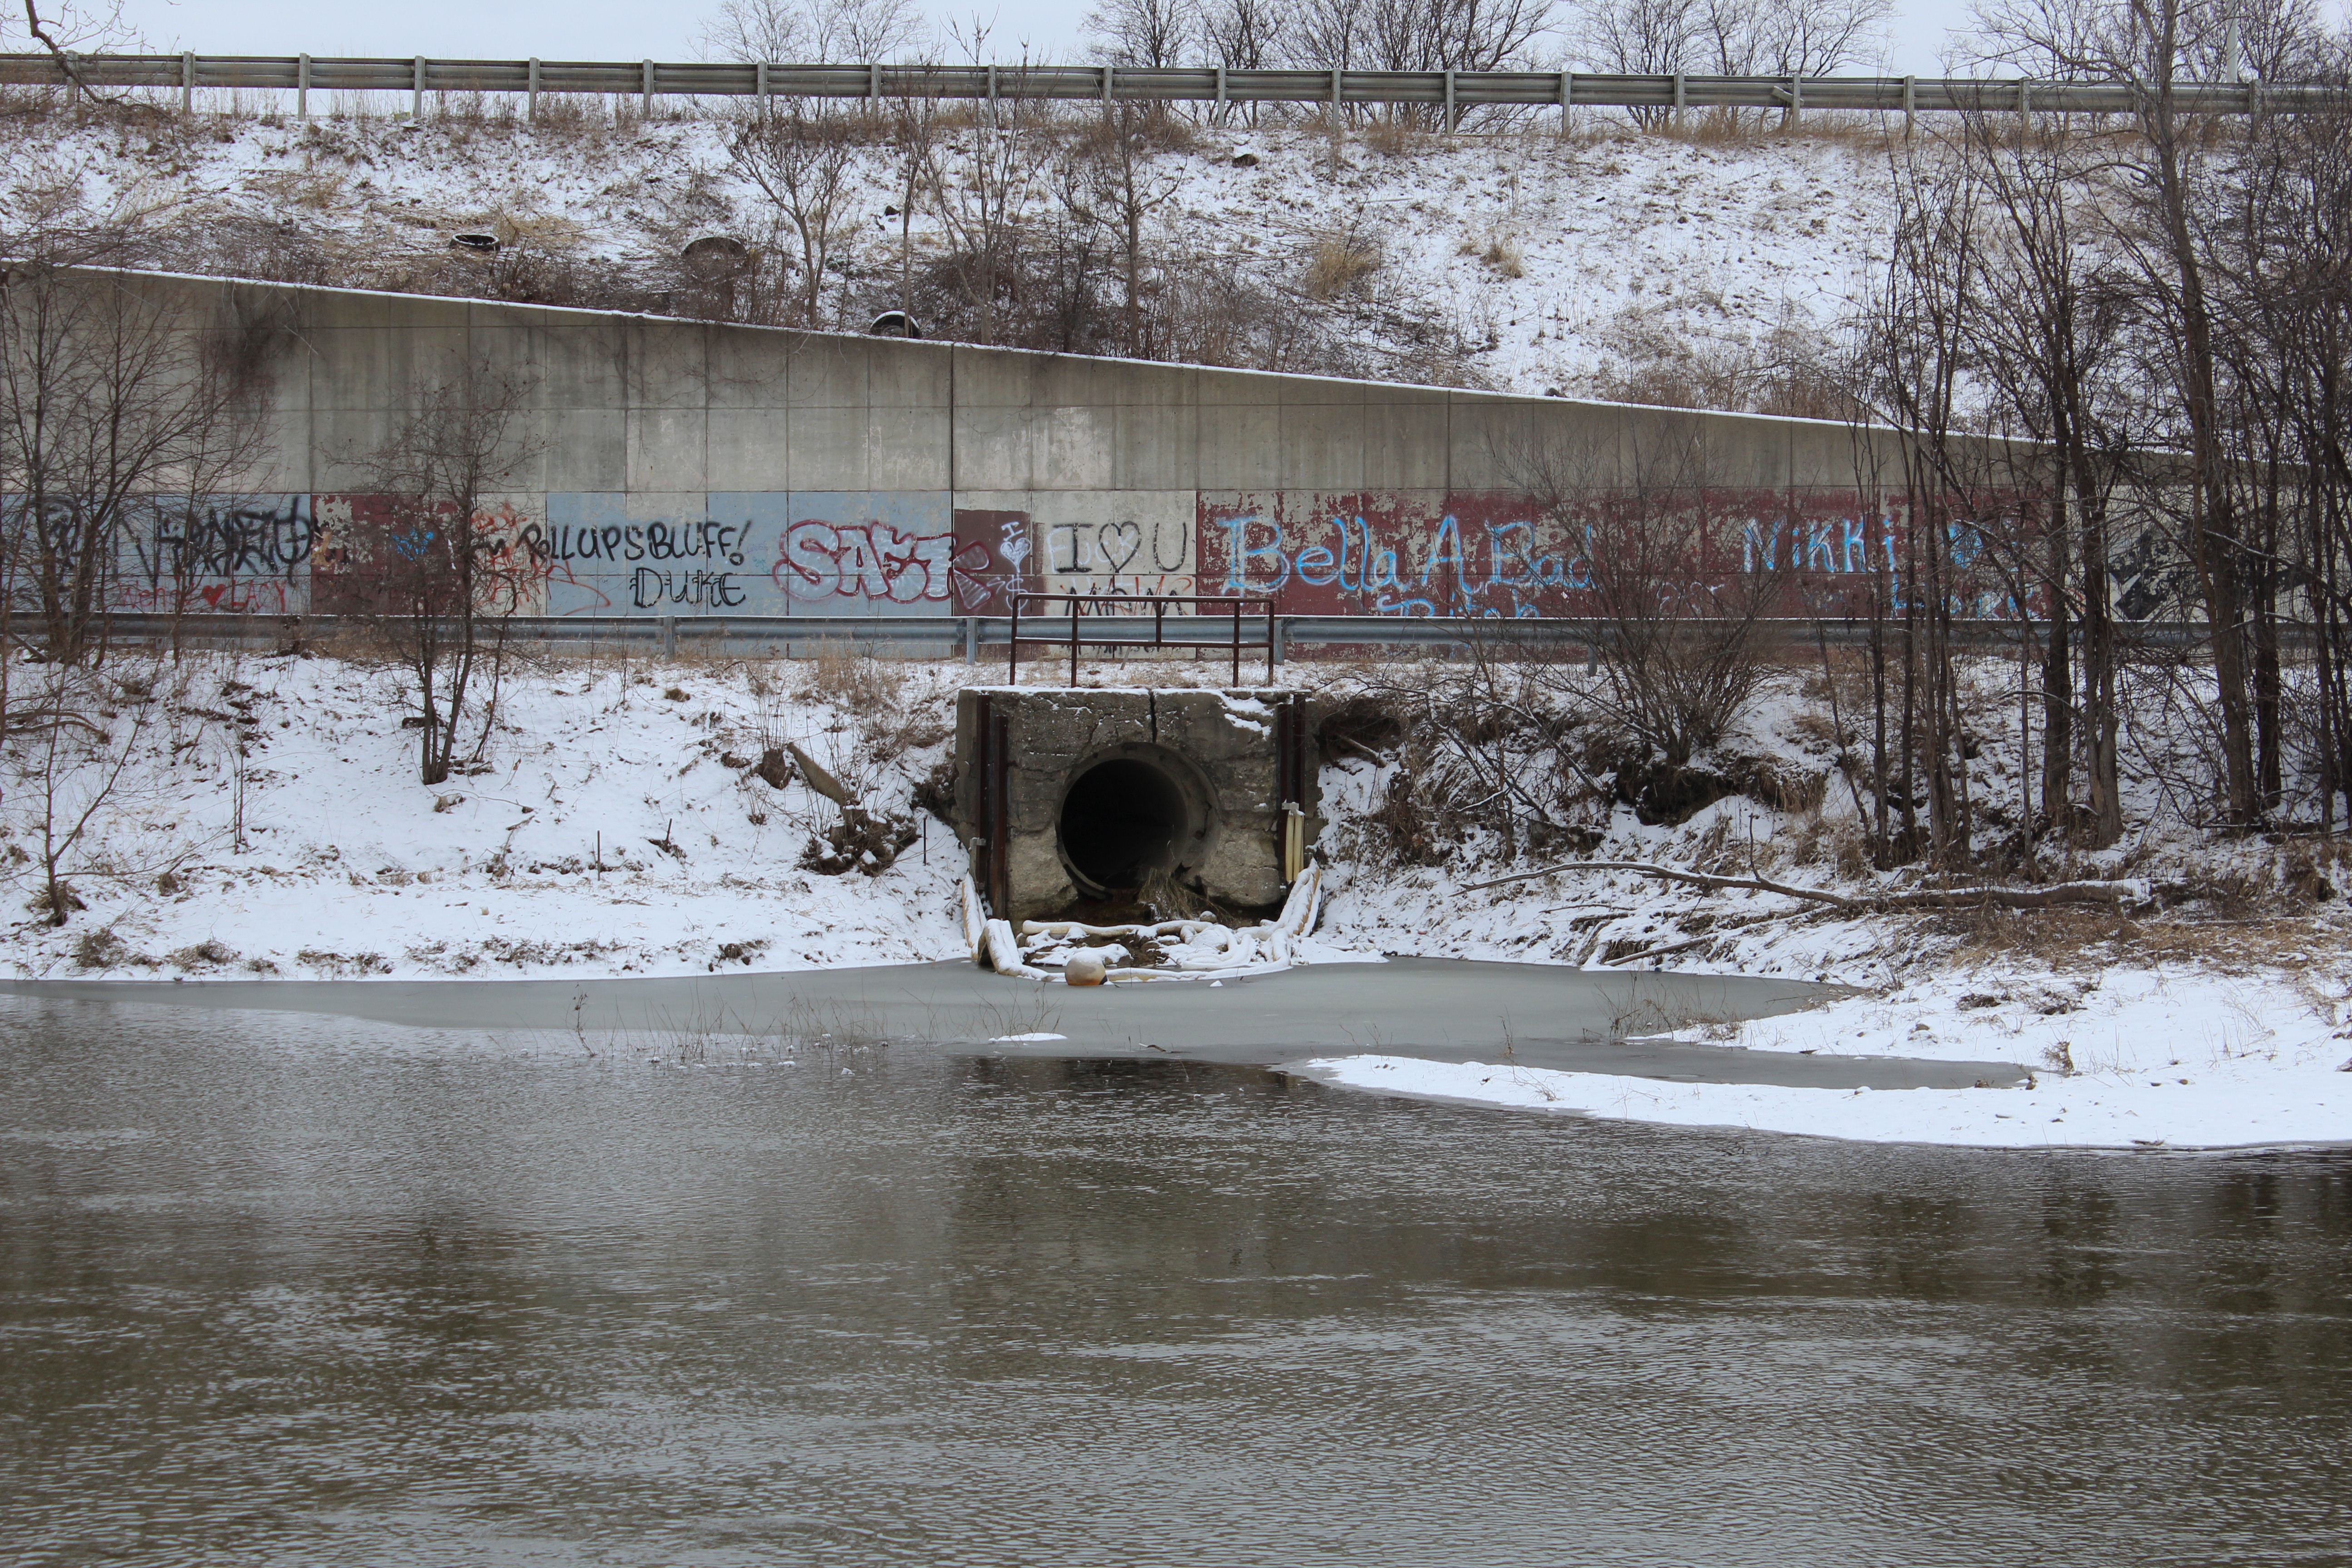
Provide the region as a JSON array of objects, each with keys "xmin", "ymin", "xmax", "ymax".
[{"xmin": 111, "ymin": 270, "xmax": 2012, "ymax": 623}]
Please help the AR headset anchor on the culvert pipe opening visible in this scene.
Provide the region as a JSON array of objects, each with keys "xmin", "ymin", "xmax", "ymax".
[{"xmin": 1058, "ymin": 758, "xmax": 1191, "ymax": 893}]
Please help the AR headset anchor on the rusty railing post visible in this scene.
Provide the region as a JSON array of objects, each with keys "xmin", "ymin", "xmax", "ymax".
[{"xmin": 1008, "ymin": 593, "xmax": 1019, "ymax": 684}]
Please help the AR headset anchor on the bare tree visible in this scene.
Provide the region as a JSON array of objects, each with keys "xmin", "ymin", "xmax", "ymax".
[
  {"xmin": 1204, "ymin": 0, "xmax": 1286, "ymax": 69},
  {"xmin": 699, "ymin": 0, "xmax": 925, "ymax": 63},
  {"xmin": 15, "ymin": 662, "xmax": 151, "ymax": 926},
  {"xmin": 1755, "ymin": 0, "xmax": 1895, "ymax": 75},
  {"xmin": 811, "ymin": 0, "xmax": 927, "ymax": 62},
  {"xmin": 0, "ymin": 267, "xmax": 270, "ymax": 670},
  {"xmin": 5, "ymin": 1, "xmax": 137, "ymax": 104},
  {"xmin": 1083, "ymin": 0, "xmax": 1202, "ymax": 66},
  {"xmin": 701, "ymin": 0, "xmax": 809, "ymax": 63},
  {"xmin": 1569, "ymin": 0, "xmax": 1696, "ymax": 72},
  {"xmin": 1958, "ymin": 107, "xmax": 2140, "ymax": 847},
  {"xmin": 1292, "ymin": 0, "xmax": 1372, "ymax": 78},
  {"xmin": 1685, "ymin": 0, "xmax": 1890, "ymax": 127},
  {"xmin": 340, "ymin": 358, "xmax": 541, "ymax": 787},
  {"xmin": 727, "ymin": 104, "xmax": 861, "ymax": 328},
  {"xmin": 1568, "ymin": 0, "xmax": 1697, "ymax": 124},
  {"xmin": 1061, "ymin": 106, "xmax": 1186, "ymax": 356},
  {"xmin": 911, "ymin": 92, "xmax": 1054, "ymax": 345},
  {"xmin": 1844, "ymin": 141, "xmax": 1989, "ymax": 865}
]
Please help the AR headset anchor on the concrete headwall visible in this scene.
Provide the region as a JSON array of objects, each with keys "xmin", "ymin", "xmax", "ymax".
[{"xmin": 120, "ymin": 271, "xmax": 1982, "ymax": 622}]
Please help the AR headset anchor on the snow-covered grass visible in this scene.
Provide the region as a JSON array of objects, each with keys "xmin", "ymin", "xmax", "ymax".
[
  {"xmin": 3, "ymin": 102, "xmax": 1896, "ymax": 398},
  {"xmin": 6, "ymin": 642, "xmax": 2347, "ymax": 1152}
]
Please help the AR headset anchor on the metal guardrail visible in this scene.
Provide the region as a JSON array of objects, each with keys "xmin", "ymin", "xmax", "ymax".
[
  {"xmin": 86, "ymin": 611, "xmax": 2282, "ymax": 661},
  {"xmin": 0, "ymin": 54, "xmax": 2341, "ymax": 120}
]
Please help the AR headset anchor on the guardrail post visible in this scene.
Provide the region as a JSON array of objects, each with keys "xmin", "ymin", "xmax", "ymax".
[
  {"xmin": 659, "ymin": 614, "xmax": 676, "ymax": 657},
  {"xmin": 298, "ymin": 54, "xmax": 310, "ymax": 120},
  {"xmin": 642, "ymin": 59, "xmax": 654, "ymax": 116},
  {"xmin": 181, "ymin": 51, "xmax": 193, "ymax": 115},
  {"xmin": 1102, "ymin": 64, "xmax": 1113, "ymax": 104},
  {"xmin": 871, "ymin": 60, "xmax": 882, "ymax": 103},
  {"xmin": 411, "ymin": 56, "xmax": 423, "ymax": 119},
  {"xmin": 1558, "ymin": 70, "xmax": 1572, "ymax": 136},
  {"xmin": 962, "ymin": 616, "xmax": 977, "ymax": 664},
  {"xmin": 1902, "ymin": 74, "xmax": 1916, "ymax": 137},
  {"xmin": 1443, "ymin": 69, "xmax": 1455, "ymax": 133},
  {"xmin": 755, "ymin": 59, "xmax": 767, "ymax": 108},
  {"xmin": 1672, "ymin": 72, "xmax": 1685, "ymax": 129},
  {"xmin": 529, "ymin": 58, "xmax": 540, "ymax": 121}
]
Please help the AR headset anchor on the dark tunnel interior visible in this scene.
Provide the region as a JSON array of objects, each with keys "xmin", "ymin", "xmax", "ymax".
[{"xmin": 1058, "ymin": 759, "xmax": 1190, "ymax": 892}]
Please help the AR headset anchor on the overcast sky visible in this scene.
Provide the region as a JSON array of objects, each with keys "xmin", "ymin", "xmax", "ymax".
[{"xmin": 93, "ymin": 0, "xmax": 2004, "ymax": 76}]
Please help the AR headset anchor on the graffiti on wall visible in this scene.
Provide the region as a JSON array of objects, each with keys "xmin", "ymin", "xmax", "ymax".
[
  {"xmin": 122, "ymin": 495, "xmax": 317, "ymax": 614},
  {"xmin": 59, "ymin": 486, "xmax": 2186, "ymax": 622},
  {"xmin": 1198, "ymin": 492, "xmax": 2061, "ymax": 621}
]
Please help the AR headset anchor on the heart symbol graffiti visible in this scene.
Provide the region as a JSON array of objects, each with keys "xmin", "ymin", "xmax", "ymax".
[
  {"xmin": 997, "ymin": 520, "xmax": 1032, "ymax": 566},
  {"xmin": 1096, "ymin": 520, "xmax": 1142, "ymax": 573},
  {"xmin": 200, "ymin": 584, "xmax": 227, "ymax": 607}
]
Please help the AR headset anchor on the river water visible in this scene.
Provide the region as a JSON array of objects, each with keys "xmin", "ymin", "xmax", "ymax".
[{"xmin": 4, "ymin": 987, "xmax": 2348, "ymax": 1565}]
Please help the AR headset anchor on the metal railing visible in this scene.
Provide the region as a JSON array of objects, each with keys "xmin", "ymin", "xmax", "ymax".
[
  {"xmin": 1, "ymin": 54, "xmax": 2342, "ymax": 120},
  {"xmin": 1008, "ymin": 593, "xmax": 1278, "ymax": 686}
]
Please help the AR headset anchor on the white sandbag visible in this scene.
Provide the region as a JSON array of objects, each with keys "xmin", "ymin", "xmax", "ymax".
[
  {"xmin": 960, "ymin": 874, "xmax": 988, "ymax": 961},
  {"xmin": 985, "ymin": 918, "xmax": 1029, "ymax": 975}
]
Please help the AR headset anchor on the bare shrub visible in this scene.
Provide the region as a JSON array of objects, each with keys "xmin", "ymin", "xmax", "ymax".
[
  {"xmin": 1501, "ymin": 431, "xmax": 1792, "ymax": 780},
  {"xmin": 70, "ymin": 925, "xmax": 152, "ymax": 969},
  {"xmin": 170, "ymin": 938, "xmax": 237, "ymax": 969}
]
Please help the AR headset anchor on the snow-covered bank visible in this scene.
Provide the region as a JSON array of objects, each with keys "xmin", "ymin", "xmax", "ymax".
[
  {"xmin": 8, "ymin": 645, "xmax": 2350, "ymax": 1151},
  {"xmin": 1303, "ymin": 965, "xmax": 2352, "ymax": 1149},
  {"xmin": 2, "ymin": 648, "xmax": 975, "ymax": 979}
]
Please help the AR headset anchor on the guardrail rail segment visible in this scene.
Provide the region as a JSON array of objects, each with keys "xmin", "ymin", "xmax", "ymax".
[
  {"xmin": 1, "ymin": 54, "xmax": 2340, "ymax": 120},
  {"xmin": 80, "ymin": 611, "xmax": 2296, "ymax": 662}
]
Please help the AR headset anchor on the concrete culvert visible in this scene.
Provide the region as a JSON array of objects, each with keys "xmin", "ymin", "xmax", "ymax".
[{"xmin": 1059, "ymin": 757, "xmax": 1190, "ymax": 893}]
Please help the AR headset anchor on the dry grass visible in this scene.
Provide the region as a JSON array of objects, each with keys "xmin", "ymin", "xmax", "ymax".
[
  {"xmin": 1949, "ymin": 900, "xmax": 2351, "ymax": 977},
  {"xmin": 1303, "ymin": 232, "xmax": 1382, "ymax": 301},
  {"xmin": 794, "ymin": 640, "xmax": 904, "ymax": 715},
  {"xmin": 1480, "ymin": 236, "xmax": 1524, "ymax": 279}
]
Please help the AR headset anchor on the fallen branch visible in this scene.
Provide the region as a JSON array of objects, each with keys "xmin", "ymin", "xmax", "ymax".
[
  {"xmin": 1463, "ymin": 859, "xmax": 2147, "ymax": 913},
  {"xmin": 1599, "ymin": 933, "xmax": 1717, "ymax": 966},
  {"xmin": 1462, "ymin": 859, "xmax": 1860, "ymax": 908}
]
